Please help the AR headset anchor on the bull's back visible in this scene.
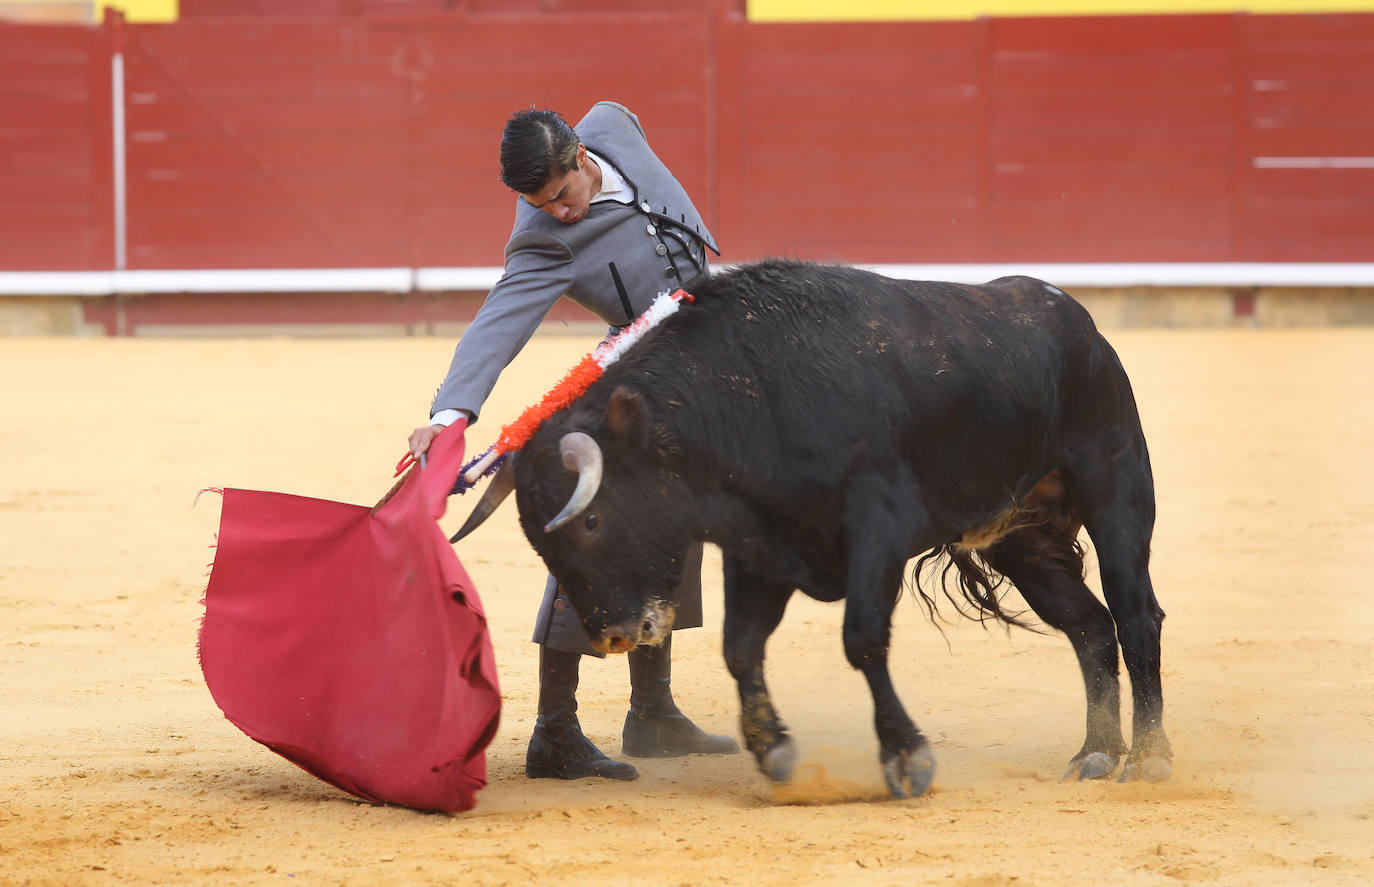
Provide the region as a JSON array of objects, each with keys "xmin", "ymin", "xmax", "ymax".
[{"xmin": 686, "ymin": 262, "xmax": 1105, "ymax": 438}]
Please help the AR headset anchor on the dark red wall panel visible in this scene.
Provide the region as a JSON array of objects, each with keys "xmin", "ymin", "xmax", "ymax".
[
  {"xmin": 110, "ymin": 12, "xmax": 714, "ymax": 269},
  {"xmin": 985, "ymin": 14, "xmax": 1237, "ymax": 261},
  {"xmin": 0, "ymin": 23, "xmax": 112, "ymax": 271},
  {"xmin": 119, "ymin": 20, "xmax": 411, "ymax": 268},
  {"xmin": 721, "ymin": 19, "xmax": 986, "ymax": 263},
  {"xmin": 1233, "ymin": 13, "xmax": 1374, "ymax": 261}
]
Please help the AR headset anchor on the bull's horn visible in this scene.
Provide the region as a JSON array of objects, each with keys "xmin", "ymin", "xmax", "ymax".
[
  {"xmin": 449, "ymin": 457, "xmax": 516, "ymax": 543},
  {"xmin": 544, "ymin": 431, "xmax": 603, "ymax": 533}
]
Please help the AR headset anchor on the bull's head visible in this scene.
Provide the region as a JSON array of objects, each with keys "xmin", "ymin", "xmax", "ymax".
[{"xmin": 453, "ymin": 385, "xmax": 694, "ymax": 654}]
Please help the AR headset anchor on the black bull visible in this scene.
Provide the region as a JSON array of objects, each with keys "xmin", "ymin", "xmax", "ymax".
[{"xmin": 458, "ymin": 259, "xmax": 1171, "ymax": 798}]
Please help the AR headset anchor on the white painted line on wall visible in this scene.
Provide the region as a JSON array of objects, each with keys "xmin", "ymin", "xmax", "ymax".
[
  {"xmin": 1253, "ymin": 157, "xmax": 1374, "ymax": 169},
  {"xmin": 112, "ymin": 51, "xmax": 127, "ymax": 271},
  {"xmin": 863, "ymin": 263, "xmax": 1374, "ymax": 287},
  {"xmin": 413, "ymin": 267, "xmax": 507, "ymax": 291},
  {"xmin": 109, "ymin": 268, "xmax": 415, "ymax": 293},
  {"xmin": 0, "ymin": 272, "xmax": 116, "ymax": 296},
  {"xmin": 6, "ymin": 264, "xmax": 1374, "ymax": 296}
]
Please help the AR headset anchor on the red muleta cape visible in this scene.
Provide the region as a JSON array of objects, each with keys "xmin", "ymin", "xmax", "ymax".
[{"xmin": 198, "ymin": 422, "xmax": 500, "ymax": 813}]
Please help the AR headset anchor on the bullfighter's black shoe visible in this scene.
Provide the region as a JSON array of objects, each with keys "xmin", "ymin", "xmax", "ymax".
[
  {"xmin": 526, "ymin": 646, "xmax": 638, "ymax": 781},
  {"xmin": 622, "ymin": 635, "xmax": 741, "ymax": 758}
]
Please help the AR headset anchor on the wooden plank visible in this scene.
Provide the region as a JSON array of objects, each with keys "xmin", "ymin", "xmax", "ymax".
[
  {"xmin": 988, "ymin": 13, "xmax": 1234, "ymax": 53},
  {"xmin": 991, "ymin": 52, "xmax": 1231, "ymax": 90},
  {"xmin": 1240, "ymin": 11, "xmax": 1374, "ymax": 47},
  {"xmin": 992, "ymin": 130, "xmax": 1231, "ymax": 166}
]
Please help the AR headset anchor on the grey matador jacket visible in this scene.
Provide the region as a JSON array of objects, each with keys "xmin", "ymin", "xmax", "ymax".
[{"xmin": 429, "ymin": 100, "xmax": 719, "ymax": 423}]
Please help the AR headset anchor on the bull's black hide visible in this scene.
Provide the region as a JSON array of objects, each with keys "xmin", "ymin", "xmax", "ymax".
[{"xmin": 482, "ymin": 259, "xmax": 1171, "ymax": 797}]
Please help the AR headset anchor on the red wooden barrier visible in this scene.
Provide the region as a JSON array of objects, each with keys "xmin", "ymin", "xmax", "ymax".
[
  {"xmin": 1234, "ymin": 13, "xmax": 1374, "ymax": 260},
  {"xmin": 984, "ymin": 14, "xmax": 1236, "ymax": 262},
  {"xmin": 119, "ymin": 11, "xmax": 715, "ymax": 268},
  {"xmin": 0, "ymin": 21, "xmax": 114, "ymax": 270},
  {"xmin": 717, "ymin": 18, "xmax": 988, "ymax": 263},
  {"xmin": 2, "ymin": 5, "xmax": 1373, "ymax": 272}
]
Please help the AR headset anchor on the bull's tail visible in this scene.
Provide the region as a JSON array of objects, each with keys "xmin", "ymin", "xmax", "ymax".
[
  {"xmin": 911, "ymin": 469, "xmax": 1088, "ymax": 632},
  {"xmin": 911, "ymin": 545, "xmax": 1035, "ymax": 631}
]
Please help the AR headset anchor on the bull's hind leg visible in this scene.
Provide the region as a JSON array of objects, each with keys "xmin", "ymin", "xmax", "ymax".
[
  {"xmin": 983, "ymin": 521, "xmax": 1128, "ymax": 780},
  {"xmin": 721, "ymin": 556, "xmax": 797, "ymax": 783},
  {"xmin": 1064, "ymin": 432, "xmax": 1172, "ymax": 783},
  {"xmin": 843, "ymin": 479, "xmax": 935, "ymax": 799}
]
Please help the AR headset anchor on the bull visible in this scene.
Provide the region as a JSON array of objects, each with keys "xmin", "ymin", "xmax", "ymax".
[{"xmin": 458, "ymin": 259, "xmax": 1171, "ymax": 798}]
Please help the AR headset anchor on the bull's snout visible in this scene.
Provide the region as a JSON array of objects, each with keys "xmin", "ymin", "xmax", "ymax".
[{"xmin": 590, "ymin": 600, "xmax": 676, "ymax": 655}]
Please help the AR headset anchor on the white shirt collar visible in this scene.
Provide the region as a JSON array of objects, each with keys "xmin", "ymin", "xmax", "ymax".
[{"xmin": 587, "ymin": 149, "xmax": 632, "ymax": 204}]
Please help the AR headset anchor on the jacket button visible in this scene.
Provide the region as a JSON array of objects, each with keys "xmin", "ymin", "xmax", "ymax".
[
  {"xmin": 646, "ymin": 223, "xmax": 656, "ymax": 236},
  {"xmin": 553, "ymin": 598, "xmax": 566, "ymax": 610},
  {"xmin": 665, "ymin": 267, "xmax": 678, "ymax": 278},
  {"xmin": 640, "ymin": 200, "xmax": 652, "ymax": 213},
  {"xmin": 655, "ymin": 243, "xmax": 668, "ymax": 256}
]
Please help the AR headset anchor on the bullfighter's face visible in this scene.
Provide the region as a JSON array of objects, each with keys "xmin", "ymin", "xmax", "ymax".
[{"xmin": 520, "ymin": 143, "xmax": 600, "ymax": 224}]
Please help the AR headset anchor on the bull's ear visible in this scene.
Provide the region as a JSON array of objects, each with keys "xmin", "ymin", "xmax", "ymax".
[{"xmin": 605, "ymin": 385, "xmax": 647, "ymax": 441}]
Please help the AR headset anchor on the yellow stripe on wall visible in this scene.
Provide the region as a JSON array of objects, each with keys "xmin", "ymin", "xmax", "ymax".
[
  {"xmin": 13, "ymin": 0, "xmax": 178, "ymax": 23},
  {"xmin": 748, "ymin": 0, "xmax": 1374, "ymax": 20},
  {"xmin": 5, "ymin": 0, "xmax": 178, "ymax": 22},
  {"xmin": 100, "ymin": 0, "xmax": 176, "ymax": 22}
]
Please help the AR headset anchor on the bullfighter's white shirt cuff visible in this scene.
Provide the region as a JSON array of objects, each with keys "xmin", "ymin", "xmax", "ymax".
[{"xmin": 430, "ymin": 408, "xmax": 464, "ymax": 427}]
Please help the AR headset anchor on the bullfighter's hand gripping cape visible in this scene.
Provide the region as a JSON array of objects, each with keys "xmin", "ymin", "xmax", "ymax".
[{"xmin": 198, "ymin": 419, "xmax": 500, "ymax": 813}]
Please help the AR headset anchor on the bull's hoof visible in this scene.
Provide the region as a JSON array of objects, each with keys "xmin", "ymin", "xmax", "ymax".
[
  {"xmin": 1119, "ymin": 755, "xmax": 1172, "ymax": 783},
  {"xmin": 760, "ymin": 739, "xmax": 797, "ymax": 783},
  {"xmin": 1062, "ymin": 751, "xmax": 1119, "ymax": 782},
  {"xmin": 882, "ymin": 745, "xmax": 936, "ymax": 799}
]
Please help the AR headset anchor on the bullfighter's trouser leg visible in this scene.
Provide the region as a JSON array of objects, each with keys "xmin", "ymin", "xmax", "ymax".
[
  {"xmin": 623, "ymin": 637, "xmax": 741, "ymax": 763},
  {"xmin": 525, "ymin": 645, "xmax": 639, "ymax": 781},
  {"xmin": 622, "ymin": 633, "xmax": 740, "ymax": 758},
  {"xmin": 526, "ymin": 543, "xmax": 734, "ymax": 761}
]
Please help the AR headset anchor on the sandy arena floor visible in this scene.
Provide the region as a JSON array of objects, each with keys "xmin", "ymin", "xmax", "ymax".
[{"xmin": 1, "ymin": 327, "xmax": 1372, "ymax": 886}]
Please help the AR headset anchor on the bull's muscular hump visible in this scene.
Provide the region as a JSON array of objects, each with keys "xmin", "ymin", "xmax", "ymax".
[{"xmin": 488, "ymin": 259, "xmax": 1169, "ymax": 798}]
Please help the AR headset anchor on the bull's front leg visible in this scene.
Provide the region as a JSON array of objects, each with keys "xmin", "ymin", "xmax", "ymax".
[{"xmin": 721, "ymin": 556, "xmax": 796, "ymax": 783}]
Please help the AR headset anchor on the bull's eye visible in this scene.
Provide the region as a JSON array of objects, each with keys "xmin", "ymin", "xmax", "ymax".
[{"xmin": 584, "ymin": 513, "xmax": 599, "ymax": 532}]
